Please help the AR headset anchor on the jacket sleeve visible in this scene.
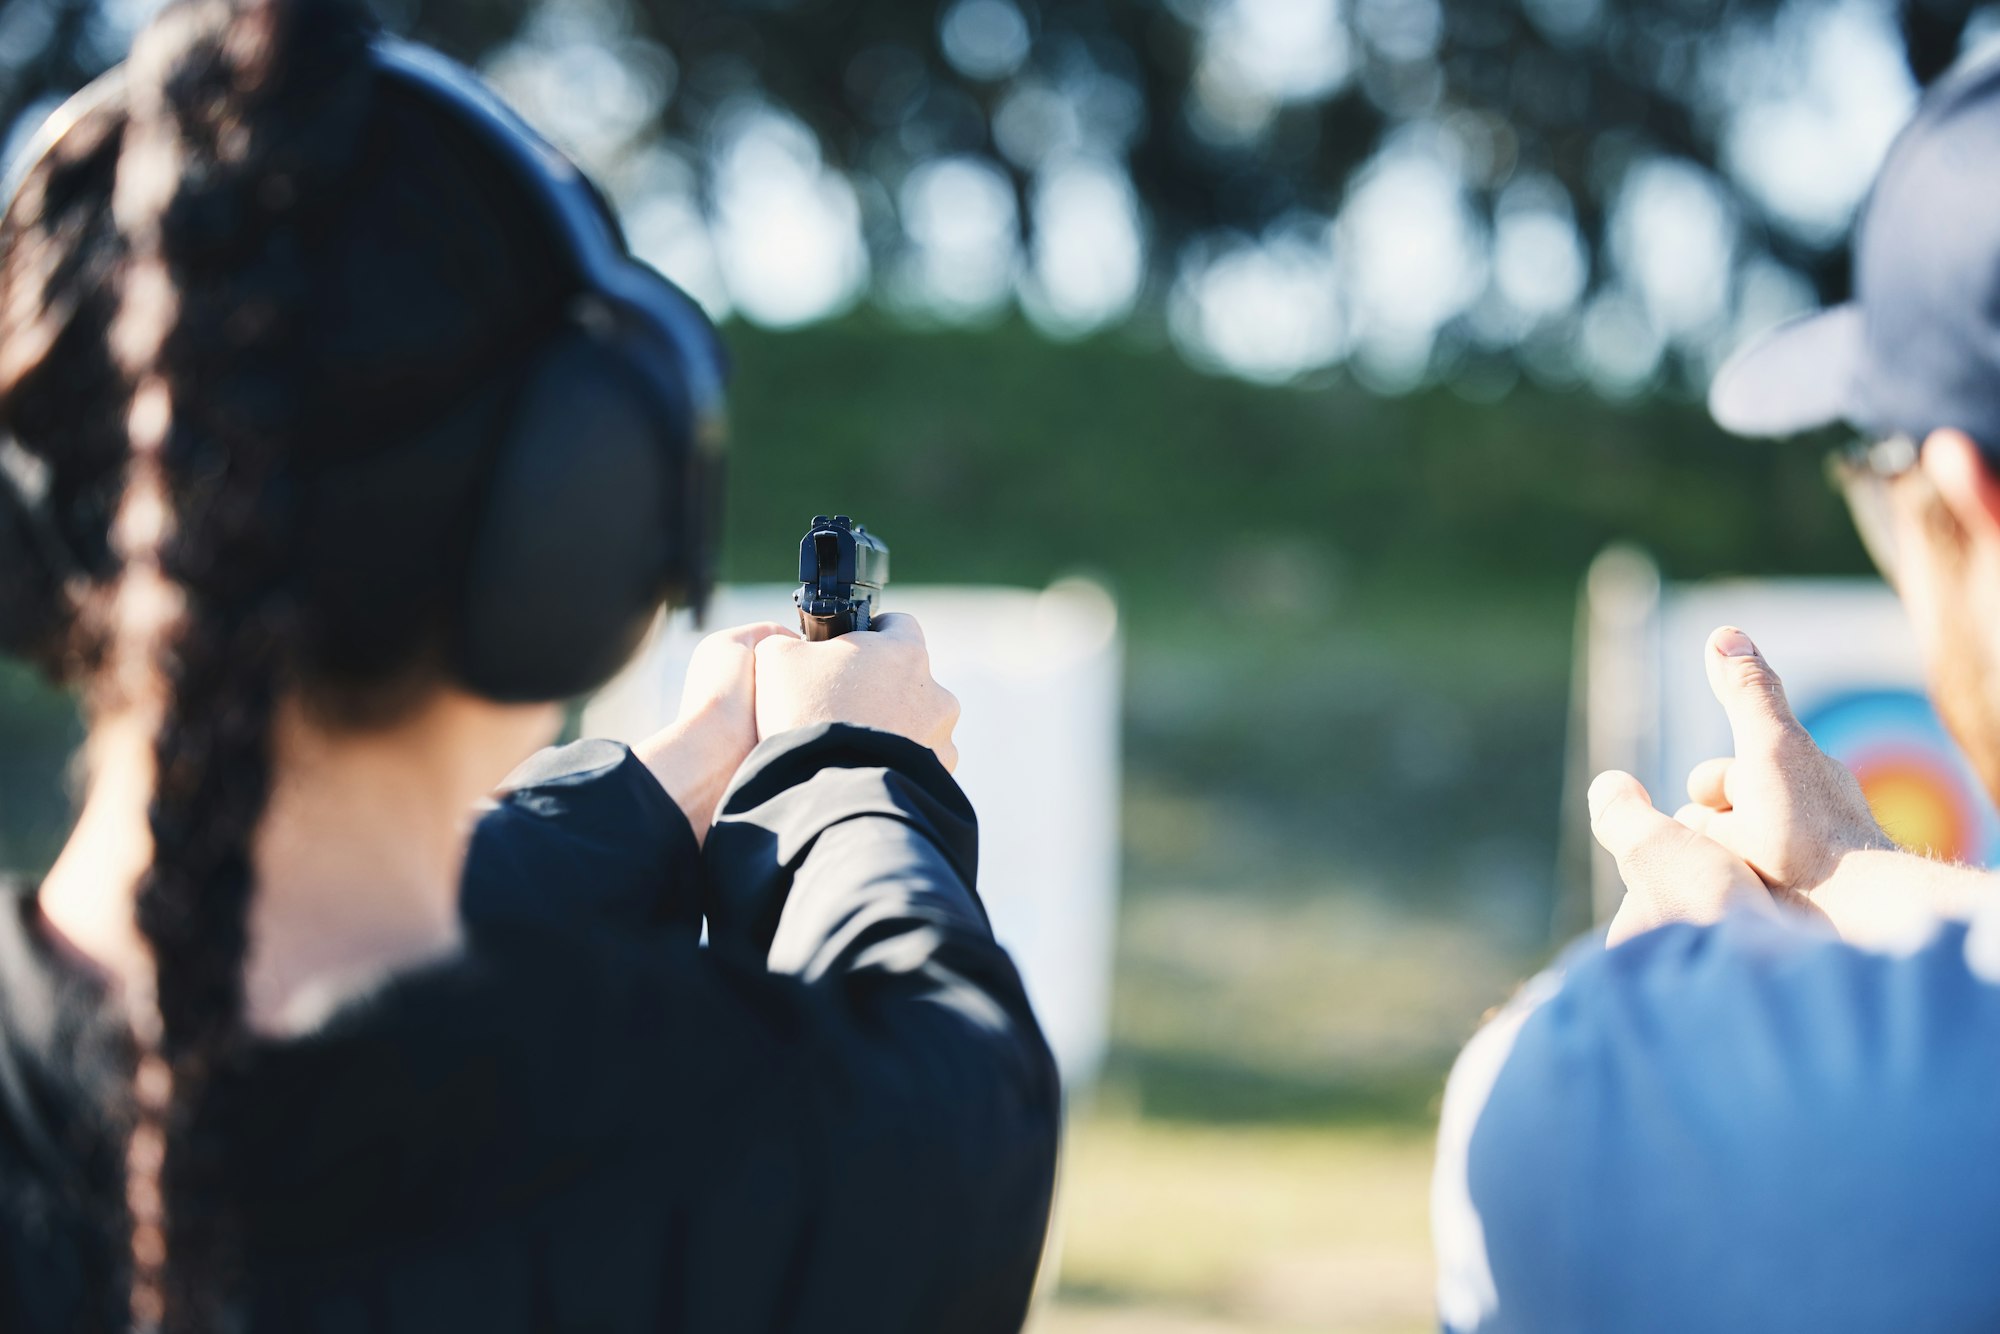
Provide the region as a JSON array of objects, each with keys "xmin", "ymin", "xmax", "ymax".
[
  {"xmin": 460, "ymin": 738, "xmax": 702, "ymax": 940},
  {"xmin": 680, "ymin": 723, "xmax": 1062, "ymax": 1334}
]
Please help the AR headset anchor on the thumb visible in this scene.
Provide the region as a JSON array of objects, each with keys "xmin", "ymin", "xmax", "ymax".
[
  {"xmin": 1588, "ymin": 771, "xmax": 1675, "ymax": 862},
  {"xmin": 1591, "ymin": 770, "xmax": 1772, "ymax": 939},
  {"xmin": 867, "ymin": 612, "xmax": 927, "ymax": 646},
  {"xmin": 1703, "ymin": 626, "xmax": 1808, "ymax": 760}
]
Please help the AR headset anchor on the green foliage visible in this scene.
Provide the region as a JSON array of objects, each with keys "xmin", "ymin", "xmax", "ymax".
[
  {"xmin": 2, "ymin": 316, "xmax": 1871, "ymax": 906},
  {"xmin": 719, "ymin": 314, "xmax": 1867, "ymax": 609}
]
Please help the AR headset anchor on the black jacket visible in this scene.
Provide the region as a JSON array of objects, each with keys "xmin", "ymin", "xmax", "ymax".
[{"xmin": 0, "ymin": 724, "xmax": 1060, "ymax": 1332}]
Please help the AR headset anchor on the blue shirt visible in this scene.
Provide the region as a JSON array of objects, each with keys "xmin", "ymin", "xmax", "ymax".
[{"xmin": 1435, "ymin": 913, "xmax": 2000, "ymax": 1333}]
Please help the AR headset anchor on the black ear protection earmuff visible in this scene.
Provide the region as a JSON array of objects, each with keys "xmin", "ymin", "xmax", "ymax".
[
  {"xmin": 0, "ymin": 36, "xmax": 727, "ymax": 702},
  {"xmin": 372, "ymin": 39, "xmax": 727, "ymax": 701}
]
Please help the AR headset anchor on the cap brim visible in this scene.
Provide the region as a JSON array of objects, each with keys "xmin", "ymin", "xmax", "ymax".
[{"xmin": 1708, "ymin": 305, "xmax": 1863, "ymax": 438}]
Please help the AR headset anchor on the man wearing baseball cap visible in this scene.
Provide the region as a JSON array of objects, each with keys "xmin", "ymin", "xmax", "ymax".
[{"xmin": 1432, "ymin": 50, "xmax": 2000, "ymax": 1334}]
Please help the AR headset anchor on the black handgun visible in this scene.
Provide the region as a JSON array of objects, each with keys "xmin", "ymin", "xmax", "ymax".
[{"xmin": 794, "ymin": 515, "xmax": 889, "ymax": 641}]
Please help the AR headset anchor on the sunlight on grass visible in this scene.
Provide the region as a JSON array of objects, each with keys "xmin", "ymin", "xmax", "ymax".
[
  {"xmin": 1041, "ymin": 1114, "xmax": 1438, "ymax": 1334},
  {"xmin": 1091, "ymin": 875, "xmax": 1539, "ymax": 1127}
]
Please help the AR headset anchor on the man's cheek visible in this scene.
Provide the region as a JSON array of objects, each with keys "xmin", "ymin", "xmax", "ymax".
[{"xmin": 1890, "ymin": 516, "xmax": 1955, "ymax": 687}]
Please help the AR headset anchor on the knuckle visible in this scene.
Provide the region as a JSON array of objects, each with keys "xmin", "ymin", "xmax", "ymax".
[
  {"xmin": 1729, "ymin": 656, "xmax": 1772, "ymax": 690},
  {"xmin": 1735, "ymin": 662, "xmax": 1793, "ymax": 716}
]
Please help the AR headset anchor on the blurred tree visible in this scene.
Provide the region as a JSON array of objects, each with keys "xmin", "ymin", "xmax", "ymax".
[{"xmin": 1, "ymin": 0, "xmax": 1993, "ymax": 388}]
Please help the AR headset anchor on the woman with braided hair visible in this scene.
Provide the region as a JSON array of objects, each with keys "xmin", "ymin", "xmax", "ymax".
[{"xmin": 0, "ymin": 1, "xmax": 1058, "ymax": 1331}]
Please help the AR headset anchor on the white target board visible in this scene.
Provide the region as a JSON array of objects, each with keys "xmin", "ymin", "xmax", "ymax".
[
  {"xmin": 585, "ymin": 582, "xmax": 1124, "ymax": 1089},
  {"xmin": 1578, "ymin": 550, "xmax": 1999, "ymax": 923}
]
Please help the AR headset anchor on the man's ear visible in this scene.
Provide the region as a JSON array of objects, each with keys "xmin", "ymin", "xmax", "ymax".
[{"xmin": 1918, "ymin": 429, "xmax": 2000, "ymax": 548}]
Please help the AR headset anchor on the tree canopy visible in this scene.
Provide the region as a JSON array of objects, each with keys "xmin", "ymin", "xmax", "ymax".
[{"xmin": 1, "ymin": 0, "xmax": 1991, "ymax": 390}]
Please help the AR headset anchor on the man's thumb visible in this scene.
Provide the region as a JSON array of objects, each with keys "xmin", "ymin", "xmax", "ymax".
[
  {"xmin": 1703, "ymin": 626, "xmax": 1806, "ymax": 758},
  {"xmin": 1588, "ymin": 770, "xmax": 1673, "ymax": 862}
]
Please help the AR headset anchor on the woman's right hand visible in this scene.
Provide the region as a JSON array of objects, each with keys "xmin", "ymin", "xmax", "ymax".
[{"xmin": 753, "ymin": 613, "xmax": 961, "ymax": 772}]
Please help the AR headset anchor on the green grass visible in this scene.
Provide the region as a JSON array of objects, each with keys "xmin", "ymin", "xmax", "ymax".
[
  {"xmin": 1043, "ymin": 1113, "xmax": 1437, "ymax": 1334},
  {"xmin": 1101, "ymin": 887, "xmax": 1534, "ymax": 1123}
]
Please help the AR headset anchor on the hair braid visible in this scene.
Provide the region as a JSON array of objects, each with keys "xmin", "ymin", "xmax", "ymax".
[
  {"xmin": 97, "ymin": 1, "xmax": 374, "ymax": 1327},
  {"xmin": 0, "ymin": 0, "xmax": 581, "ymax": 1323}
]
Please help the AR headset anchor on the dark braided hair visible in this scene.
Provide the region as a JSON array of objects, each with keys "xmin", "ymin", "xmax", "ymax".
[
  {"xmin": 112, "ymin": 4, "xmax": 376, "ymax": 1327},
  {"xmin": 0, "ymin": 0, "xmax": 579, "ymax": 1326}
]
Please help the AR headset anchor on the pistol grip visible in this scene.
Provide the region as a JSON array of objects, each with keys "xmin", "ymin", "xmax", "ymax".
[
  {"xmin": 800, "ymin": 609, "xmax": 853, "ymax": 641},
  {"xmin": 798, "ymin": 596, "xmax": 873, "ymax": 641}
]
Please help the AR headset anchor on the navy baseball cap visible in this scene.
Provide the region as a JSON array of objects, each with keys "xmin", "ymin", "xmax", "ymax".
[{"xmin": 1710, "ymin": 51, "xmax": 2000, "ymax": 446}]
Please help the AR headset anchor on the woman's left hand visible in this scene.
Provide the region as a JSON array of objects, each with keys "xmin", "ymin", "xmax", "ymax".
[{"xmin": 637, "ymin": 623, "xmax": 799, "ymax": 842}]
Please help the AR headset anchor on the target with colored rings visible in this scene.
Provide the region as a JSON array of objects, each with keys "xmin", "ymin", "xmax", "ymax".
[{"xmin": 1801, "ymin": 688, "xmax": 2000, "ymax": 866}]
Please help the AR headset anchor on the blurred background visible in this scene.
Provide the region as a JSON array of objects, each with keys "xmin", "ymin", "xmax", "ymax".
[{"xmin": 2, "ymin": 0, "xmax": 1991, "ymax": 1328}]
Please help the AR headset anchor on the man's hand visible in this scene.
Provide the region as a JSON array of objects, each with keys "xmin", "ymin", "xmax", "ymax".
[
  {"xmin": 1591, "ymin": 770, "xmax": 1779, "ymax": 945},
  {"xmin": 1675, "ymin": 627, "xmax": 1894, "ymax": 895},
  {"xmin": 754, "ymin": 612, "xmax": 961, "ymax": 772},
  {"xmin": 637, "ymin": 623, "xmax": 800, "ymax": 843}
]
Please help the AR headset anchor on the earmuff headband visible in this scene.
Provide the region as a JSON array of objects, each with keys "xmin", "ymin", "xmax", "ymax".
[{"xmin": 370, "ymin": 39, "xmax": 728, "ymax": 448}]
